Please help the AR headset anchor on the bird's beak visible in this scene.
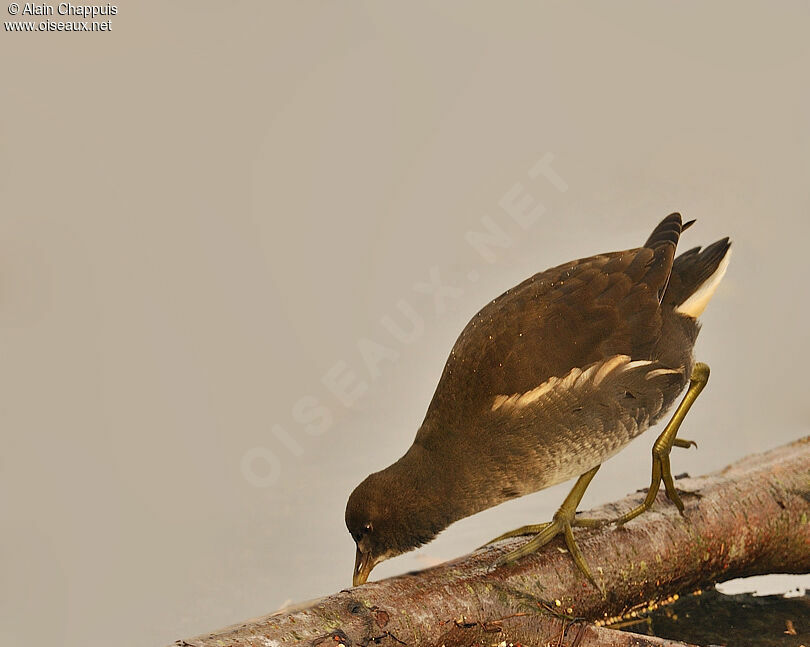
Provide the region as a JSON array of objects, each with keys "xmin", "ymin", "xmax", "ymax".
[{"xmin": 353, "ymin": 546, "xmax": 374, "ymax": 586}]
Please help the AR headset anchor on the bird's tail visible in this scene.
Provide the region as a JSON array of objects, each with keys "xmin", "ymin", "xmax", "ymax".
[
  {"xmin": 666, "ymin": 237, "xmax": 732, "ymax": 318},
  {"xmin": 644, "ymin": 212, "xmax": 695, "ymax": 250},
  {"xmin": 642, "ymin": 212, "xmax": 695, "ymax": 303}
]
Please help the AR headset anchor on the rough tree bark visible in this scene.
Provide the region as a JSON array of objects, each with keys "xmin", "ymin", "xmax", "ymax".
[{"xmin": 174, "ymin": 437, "xmax": 810, "ymax": 647}]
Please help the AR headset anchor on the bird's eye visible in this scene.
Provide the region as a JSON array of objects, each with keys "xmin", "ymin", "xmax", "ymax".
[{"xmin": 352, "ymin": 522, "xmax": 373, "ymax": 543}]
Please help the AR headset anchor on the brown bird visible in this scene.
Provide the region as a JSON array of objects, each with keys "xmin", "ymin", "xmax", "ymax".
[{"xmin": 346, "ymin": 214, "xmax": 731, "ymax": 587}]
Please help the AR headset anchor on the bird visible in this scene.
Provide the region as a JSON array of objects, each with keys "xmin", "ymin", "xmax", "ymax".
[{"xmin": 345, "ymin": 213, "xmax": 731, "ymax": 588}]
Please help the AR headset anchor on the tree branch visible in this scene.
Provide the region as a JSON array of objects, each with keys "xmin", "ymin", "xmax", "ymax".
[{"xmin": 173, "ymin": 436, "xmax": 810, "ymax": 647}]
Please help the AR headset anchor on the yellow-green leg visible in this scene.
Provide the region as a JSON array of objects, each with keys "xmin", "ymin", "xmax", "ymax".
[
  {"xmin": 484, "ymin": 465, "xmax": 602, "ymax": 588},
  {"xmin": 615, "ymin": 362, "xmax": 709, "ymax": 525}
]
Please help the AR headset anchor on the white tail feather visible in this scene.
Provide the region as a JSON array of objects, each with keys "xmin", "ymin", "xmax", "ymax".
[{"xmin": 674, "ymin": 248, "xmax": 732, "ymax": 318}]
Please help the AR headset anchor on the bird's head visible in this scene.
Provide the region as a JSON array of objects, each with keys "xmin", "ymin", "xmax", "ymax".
[{"xmin": 345, "ymin": 463, "xmax": 447, "ymax": 586}]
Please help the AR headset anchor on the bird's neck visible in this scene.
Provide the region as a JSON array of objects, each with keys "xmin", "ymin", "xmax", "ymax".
[
  {"xmin": 385, "ymin": 442, "xmax": 459, "ymax": 536},
  {"xmin": 391, "ymin": 432, "xmax": 514, "ymax": 531}
]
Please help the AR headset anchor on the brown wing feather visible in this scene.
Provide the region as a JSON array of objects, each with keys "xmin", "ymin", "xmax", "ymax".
[{"xmin": 418, "ymin": 215, "xmax": 686, "ymax": 437}]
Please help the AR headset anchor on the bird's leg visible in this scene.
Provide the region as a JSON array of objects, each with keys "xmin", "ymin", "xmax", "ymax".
[
  {"xmin": 615, "ymin": 362, "xmax": 709, "ymax": 525},
  {"xmin": 489, "ymin": 465, "xmax": 602, "ymax": 589}
]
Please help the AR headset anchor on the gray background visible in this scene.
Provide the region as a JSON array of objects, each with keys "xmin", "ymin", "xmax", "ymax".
[{"xmin": 1, "ymin": 3, "xmax": 808, "ymax": 646}]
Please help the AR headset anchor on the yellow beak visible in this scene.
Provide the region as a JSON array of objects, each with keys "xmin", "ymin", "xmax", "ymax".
[{"xmin": 353, "ymin": 546, "xmax": 374, "ymax": 586}]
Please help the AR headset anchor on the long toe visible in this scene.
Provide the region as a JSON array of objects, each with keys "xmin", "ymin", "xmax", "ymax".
[
  {"xmin": 572, "ymin": 515, "xmax": 609, "ymax": 528},
  {"xmin": 479, "ymin": 522, "xmax": 552, "ymax": 549},
  {"xmin": 659, "ymin": 451, "xmax": 686, "ymax": 514},
  {"xmin": 493, "ymin": 520, "xmax": 562, "ymax": 567},
  {"xmin": 563, "ymin": 523, "xmax": 603, "ymax": 594}
]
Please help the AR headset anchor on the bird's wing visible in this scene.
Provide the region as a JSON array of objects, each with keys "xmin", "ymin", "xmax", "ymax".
[
  {"xmin": 417, "ymin": 237, "xmax": 679, "ymax": 440},
  {"xmin": 439, "ymin": 355, "xmax": 687, "ymax": 495}
]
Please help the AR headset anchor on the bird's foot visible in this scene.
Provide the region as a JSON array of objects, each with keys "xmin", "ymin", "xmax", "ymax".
[
  {"xmin": 480, "ymin": 513, "xmax": 607, "ymax": 550},
  {"xmin": 612, "ymin": 438, "xmax": 700, "ymax": 526},
  {"xmin": 485, "ymin": 466, "xmax": 604, "ymax": 593},
  {"xmin": 492, "ymin": 511, "xmax": 603, "ymax": 593},
  {"xmin": 613, "ymin": 444, "xmax": 681, "ymax": 526}
]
